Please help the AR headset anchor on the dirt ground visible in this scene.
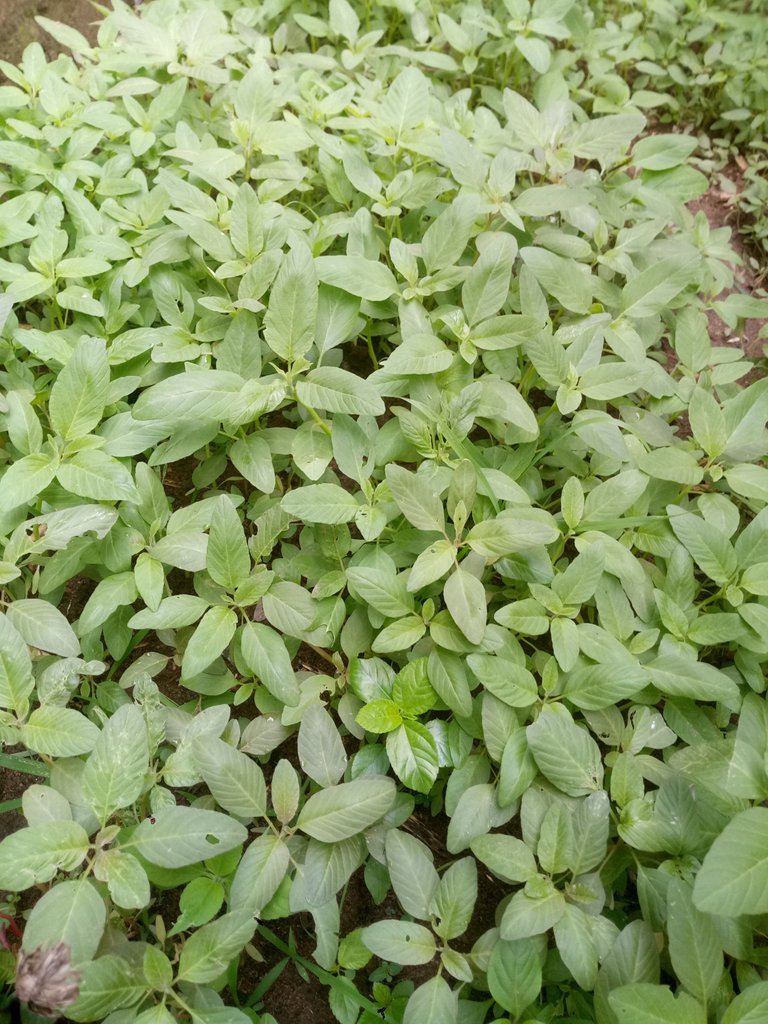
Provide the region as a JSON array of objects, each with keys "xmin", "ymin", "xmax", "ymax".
[{"xmin": 0, "ymin": 0, "xmax": 100, "ymax": 64}]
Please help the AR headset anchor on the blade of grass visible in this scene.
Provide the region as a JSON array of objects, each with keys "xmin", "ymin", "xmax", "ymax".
[{"xmin": 0, "ymin": 752, "xmax": 49, "ymax": 777}]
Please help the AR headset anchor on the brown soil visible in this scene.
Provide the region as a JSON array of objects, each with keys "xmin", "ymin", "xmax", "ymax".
[
  {"xmin": 0, "ymin": 0, "xmax": 100, "ymax": 64},
  {"xmin": 253, "ymin": 921, "xmax": 338, "ymax": 1024},
  {"xmin": 0, "ymin": 762, "xmax": 33, "ymax": 842},
  {"xmin": 160, "ymin": 456, "xmax": 199, "ymax": 510}
]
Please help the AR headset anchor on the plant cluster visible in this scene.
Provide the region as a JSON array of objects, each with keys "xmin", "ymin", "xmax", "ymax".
[
  {"xmin": 0, "ymin": 1, "xmax": 767, "ymax": 1023},
  {"xmin": 578, "ymin": 0, "xmax": 768, "ymax": 261}
]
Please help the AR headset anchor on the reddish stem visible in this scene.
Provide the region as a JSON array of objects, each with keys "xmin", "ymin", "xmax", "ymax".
[{"xmin": 0, "ymin": 911, "xmax": 21, "ymax": 942}]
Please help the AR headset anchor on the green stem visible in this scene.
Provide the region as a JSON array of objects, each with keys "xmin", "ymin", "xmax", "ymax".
[
  {"xmin": 305, "ymin": 642, "xmax": 338, "ymax": 668},
  {"xmin": 106, "ymin": 628, "xmax": 149, "ymax": 680},
  {"xmin": 256, "ymin": 925, "xmax": 385, "ymax": 1018},
  {"xmin": 365, "ymin": 327, "xmax": 379, "ymax": 370},
  {"xmin": 295, "ymin": 396, "xmax": 332, "ymax": 436}
]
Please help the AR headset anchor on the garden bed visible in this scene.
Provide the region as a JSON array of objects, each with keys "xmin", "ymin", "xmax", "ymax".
[{"xmin": 1, "ymin": 2, "xmax": 768, "ymax": 1024}]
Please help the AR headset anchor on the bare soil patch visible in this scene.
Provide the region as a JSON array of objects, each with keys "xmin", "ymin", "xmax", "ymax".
[{"xmin": 0, "ymin": 0, "xmax": 99, "ymax": 64}]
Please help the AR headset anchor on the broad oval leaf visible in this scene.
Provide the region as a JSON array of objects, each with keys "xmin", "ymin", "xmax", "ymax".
[
  {"xmin": 23, "ymin": 705, "xmax": 100, "ymax": 757},
  {"xmin": 48, "ymin": 336, "xmax": 109, "ymax": 440},
  {"xmin": 385, "ymin": 464, "xmax": 445, "ymax": 532},
  {"xmin": 468, "ymin": 653, "xmax": 538, "ymax": 707},
  {"xmin": 297, "ymin": 703, "xmax": 348, "ymax": 788},
  {"xmin": 177, "ymin": 910, "xmax": 257, "ymax": 983},
  {"xmin": 0, "ymin": 821, "xmax": 90, "ymax": 891},
  {"xmin": 240, "ymin": 621, "xmax": 300, "ymax": 706},
  {"xmin": 361, "ymin": 920, "xmax": 436, "ymax": 966},
  {"xmin": 22, "ymin": 879, "xmax": 107, "ymax": 967},
  {"xmin": 315, "ymin": 255, "xmax": 398, "ymax": 301},
  {"xmin": 282, "ymin": 483, "xmax": 360, "ymax": 524},
  {"xmin": 296, "ymin": 777, "xmax": 396, "ymax": 842},
  {"xmin": 403, "ymin": 975, "xmax": 457, "ymax": 1024},
  {"xmin": 130, "ymin": 806, "xmax": 247, "ymax": 868},
  {"xmin": 385, "ymin": 830, "xmax": 439, "ymax": 920},
  {"xmin": 133, "ymin": 370, "xmax": 245, "ymax": 424},
  {"xmin": 7, "ymin": 598, "xmax": 80, "ymax": 657},
  {"xmin": 193, "ymin": 736, "xmax": 267, "ymax": 818},
  {"xmin": 386, "ymin": 720, "xmax": 439, "ymax": 794},
  {"xmin": 230, "ymin": 833, "xmax": 290, "ymax": 914},
  {"xmin": 527, "ymin": 704, "xmax": 604, "ymax": 796},
  {"xmin": 443, "ymin": 568, "xmax": 486, "ymax": 645},
  {"xmin": 609, "ymin": 984, "xmax": 706, "ymax": 1024},
  {"xmin": 81, "ymin": 704, "xmax": 149, "ymax": 825},
  {"xmin": 488, "ymin": 937, "xmax": 543, "ymax": 1018},
  {"xmin": 0, "ymin": 612, "xmax": 35, "ymax": 712},
  {"xmin": 296, "ymin": 367, "xmax": 384, "ymax": 416},
  {"xmin": 693, "ymin": 807, "xmax": 768, "ymax": 917}
]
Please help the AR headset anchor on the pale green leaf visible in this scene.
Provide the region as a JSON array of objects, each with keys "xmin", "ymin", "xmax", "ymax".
[
  {"xmin": 472, "ymin": 834, "xmax": 538, "ymax": 884},
  {"xmin": 23, "ymin": 706, "xmax": 99, "ymax": 757},
  {"xmin": 264, "ymin": 245, "xmax": 317, "ymax": 361},
  {"xmin": 133, "ymin": 370, "xmax": 245, "ymax": 424},
  {"xmin": 130, "ymin": 807, "xmax": 247, "ymax": 868},
  {"xmin": 386, "ymin": 464, "xmax": 445, "ymax": 532},
  {"xmin": 386, "ymin": 720, "xmax": 439, "ymax": 794},
  {"xmin": 621, "ymin": 256, "xmax": 700, "ymax": 319},
  {"xmin": 282, "ymin": 482, "xmax": 359, "ymax": 524},
  {"xmin": 297, "ymin": 703, "xmax": 348, "ymax": 788},
  {"xmin": 230, "ymin": 183, "xmax": 263, "ymax": 260},
  {"xmin": 194, "ymin": 736, "xmax": 267, "ymax": 818},
  {"xmin": 385, "ymin": 829, "xmax": 439, "ymax": 920},
  {"xmin": 488, "ymin": 937, "xmax": 542, "ymax": 1017},
  {"xmin": 207, "ymin": 496, "xmax": 250, "ymax": 590},
  {"xmin": 666, "ymin": 878, "xmax": 723, "ymax": 1003},
  {"xmin": 22, "ymin": 879, "xmax": 106, "ymax": 967},
  {"xmin": 693, "ymin": 807, "xmax": 768, "ymax": 916},
  {"xmin": 0, "ymin": 612, "xmax": 35, "ymax": 712},
  {"xmin": 178, "ymin": 911, "xmax": 257, "ymax": 983},
  {"xmin": 296, "ymin": 366, "xmax": 384, "ymax": 416},
  {"xmin": 48, "ymin": 336, "xmax": 109, "ymax": 440},
  {"xmin": 527, "ymin": 704, "xmax": 604, "ymax": 796},
  {"xmin": 362, "ymin": 920, "xmax": 436, "ymax": 966},
  {"xmin": 81, "ymin": 704, "xmax": 149, "ymax": 825},
  {"xmin": 0, "ymin": 449, "xmax": 60, "ymax": 510},
  {"xmin": 240, "ymin": 621, "xmax": 300, "ymax": 706},
  {"xmin": 403, "ymin": 976, "xmax": 457, "ymax": 1024},
  {"xmin": 181, "ymin": 606, "xmax": 237, "ymax": 680},
  {"xmin": 315, "ymin": 255, "xmax": 398, "ymax": 301},
  {"xmin": 66, "ymin": 955, "xmax": 144, "ymax": 1022},
  {"xmin": 96, "ymin": 849, "xmax": 150, "ymax": 910},
  {"xmin": 609, "ymin": 984, "xmax": 706, "ymax": 1024},
  {"xmin": 57, "ymin": 450, "xmax": 140, "ymax": 502},
  {"xmin": 443, "ymin": 568, "xmax": 486, "ymax": 645},
  {"xmin": 230, "ymin": 833, "xmax": 290, "ymax": 914},
  {"xmin": 7, "ymin": 598, "xmax": 79, "ymax": 657},
  {"xmin": 301, "ymin": 835, "xmax": 364, "ymax": 908},
  {"xmin": 468, "ymin": 653, "xmax": 537, "ymax": 707},
  {"xmin": 297, "ymin": 777, "xmax": 396, "ymax": 841},
  {"xmin": 0, "ymin": 821, "xmax": 90, "ymax": 891},
  {"xmin": 431, "ymin": 856, "xmax": 477, "ymax": 940},
  {"xmin": 380, "ymin": 66, "xmax": 430, "ymax": 139}
]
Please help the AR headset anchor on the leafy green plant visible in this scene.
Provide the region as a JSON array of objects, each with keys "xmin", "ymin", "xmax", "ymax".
[
  {"xmin": 737, "ymin": 149, "xmax": 768, "ymax": 264},
  {"xmin": 0, "ymin": 1, "xmax": 768, "ymax": 1023}
]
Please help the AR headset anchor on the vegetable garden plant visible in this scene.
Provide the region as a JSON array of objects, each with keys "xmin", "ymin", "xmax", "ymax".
[{"xmin": 0, "ymin": 0, "xmax": 767, "ymax": 1022}]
